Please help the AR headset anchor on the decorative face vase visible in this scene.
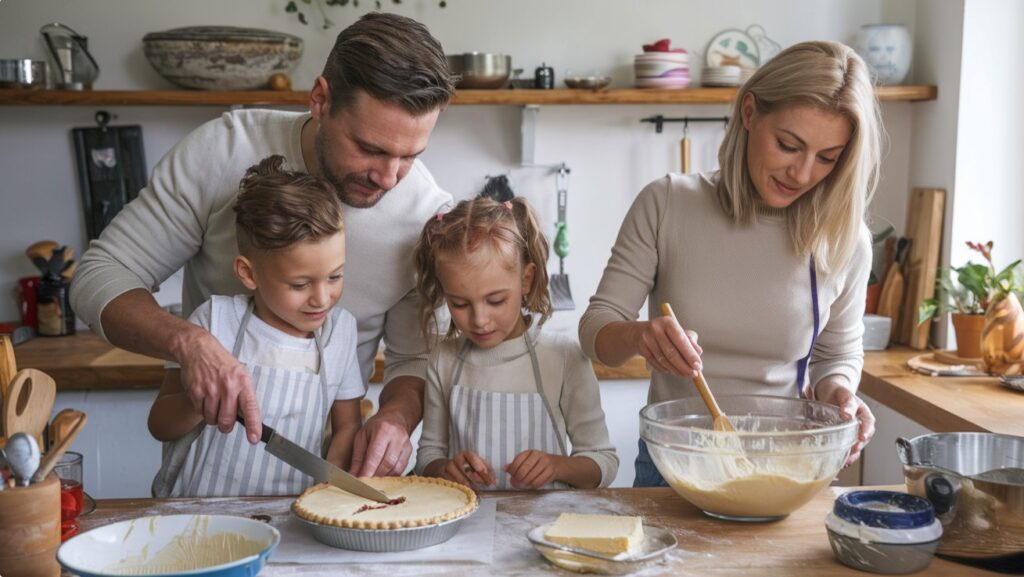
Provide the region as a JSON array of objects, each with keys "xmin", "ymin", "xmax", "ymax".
[{"xmin": 853, "ymin": 24, "xmax": 913, "ymax": 85}]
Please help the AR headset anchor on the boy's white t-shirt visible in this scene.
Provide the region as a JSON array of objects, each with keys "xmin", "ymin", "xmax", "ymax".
[{"xmin": 175, "ymin": 294, "xmax": 365, "ymax": 401}]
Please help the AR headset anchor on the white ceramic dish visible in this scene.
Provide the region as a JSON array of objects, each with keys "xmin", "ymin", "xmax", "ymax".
[
  {"xmin": 527, "ymin": 522, "xmax": 676, "ymax": 575},
  {"xmin": 58, "ymin": 514, "xmax": 279, "ymax": 577},
  {"xmin": 704, "ymin": 29, "xmax": 761, "ymax": 69}
]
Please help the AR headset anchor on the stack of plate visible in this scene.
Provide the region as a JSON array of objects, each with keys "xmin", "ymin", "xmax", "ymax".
[
  {"xmin": 634, "ymin": 52, "xmax": 690, "ymax": 89},
  {"xmin": 701, "ymin": 65, "xmax": 743, "ymax": 87}
]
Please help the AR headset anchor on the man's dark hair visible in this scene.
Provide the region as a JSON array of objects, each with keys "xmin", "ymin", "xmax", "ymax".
[{"xmin": 322, "ymin": 12, "xmax": 456, "ymax": 115}]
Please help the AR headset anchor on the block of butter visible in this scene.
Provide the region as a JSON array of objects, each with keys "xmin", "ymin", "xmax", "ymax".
[{"xmin": 544, "ymin": 513, "xmax": 645, "ymax": 555}]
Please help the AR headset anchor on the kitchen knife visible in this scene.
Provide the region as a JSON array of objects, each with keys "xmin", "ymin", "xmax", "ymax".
[{"xmin": 236, "ymin": 415, "xmax": 390, "ymax": 503}]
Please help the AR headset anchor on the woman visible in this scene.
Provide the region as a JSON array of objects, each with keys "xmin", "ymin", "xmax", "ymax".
[{"xmin": 579, "ymin": 41, "xmax": 879, "ymax": 487}]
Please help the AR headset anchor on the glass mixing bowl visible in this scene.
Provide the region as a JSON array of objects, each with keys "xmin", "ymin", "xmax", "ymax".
[{"xmin": 640, "ymin": 395, "xmax": 858, "ymax": 522}]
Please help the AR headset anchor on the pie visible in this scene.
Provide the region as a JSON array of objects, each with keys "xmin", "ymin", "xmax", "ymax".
[
  {"xmin": 292, "ymin": 476, "xmax": 478, "ymax": 529},
  {"xmin": 544, "ymin": 513, "xmax": 645, "ymax": 555}
]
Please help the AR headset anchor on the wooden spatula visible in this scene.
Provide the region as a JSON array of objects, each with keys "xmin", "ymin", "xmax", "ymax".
[
  {"xmin": 0, "ymin": 335, "xmax": 16, "ymax": 436},
  {"xmin": 660, "ymin": 303, "xmax": 736, "ymax": 432},
  {"xmin": 48, "ymin": 408, "xmax": 84, "ymax": 449},
  {"xmin": 2, "ymin": 368, "xmax": 56, "ymax": 449},
  {"xmin": 32, "ymin": 410, "xmax": 86, "ymax": 484}
]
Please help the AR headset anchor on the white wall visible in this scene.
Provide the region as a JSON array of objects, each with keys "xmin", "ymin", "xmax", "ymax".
[{"xmin": 951, "ymin": 0, "xmax": 1024, "ymax": 274}]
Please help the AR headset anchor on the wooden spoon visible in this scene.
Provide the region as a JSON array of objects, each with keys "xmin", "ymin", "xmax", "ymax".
[
  {"xmin": 660, "ymin": 303, "xmax": 737, "ymax": 432},
  {"xmin": 48, "ymin": 408, "xmax": 84, "ymax": 449},
  {"xmin": 32, "ymin": 410, "xmax": 86, "ymax": 484},
  {"xmin": 0, "ymin": 336, "xmax": 16, "ymax": 435},
  {"xmin": 2, "ymin": 369, "xmax": 56, "ymax": 449}
]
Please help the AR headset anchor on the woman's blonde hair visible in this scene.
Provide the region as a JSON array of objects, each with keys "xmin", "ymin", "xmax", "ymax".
[
  {"xmin": 716, "ymin": 40, "xmax": 883, "ymax": 274},
  {"xmin": 414, "ymin": 196, "xmax": 552, "ymax": 342}
]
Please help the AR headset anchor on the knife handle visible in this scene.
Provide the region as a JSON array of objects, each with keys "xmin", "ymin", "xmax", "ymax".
[{"xmin": 236, "ymin": 414, "xmax": 274, "ymax": 444}]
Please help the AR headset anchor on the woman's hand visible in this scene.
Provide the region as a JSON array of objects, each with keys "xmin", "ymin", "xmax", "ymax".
[
  {"xmin": 440, "ymin": 451, "xmax": 496, "ymax": 488},
  {"xmin": 636, "ymin": 317, "xmax": 703, "ymax": 377},
  {"xmin": 816, "ymin": 381, "xmax": 876, "ymax": 467}
]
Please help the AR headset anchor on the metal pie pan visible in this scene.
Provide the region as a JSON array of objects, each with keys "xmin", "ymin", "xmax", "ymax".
[{"xmin": 294, "ymin": 505, "xmax": 478, "ymax": 552}]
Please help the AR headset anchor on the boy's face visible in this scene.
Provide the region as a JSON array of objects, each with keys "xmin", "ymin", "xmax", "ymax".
[
  {"xmin": 437, "ymin": 245, "xmax": 534, "ymax": 350},
  {"xmin": 235, "ymin": 232, "xmax": 346, "ymax": 338}
]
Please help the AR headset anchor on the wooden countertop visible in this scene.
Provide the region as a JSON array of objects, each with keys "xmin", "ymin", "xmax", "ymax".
[
  {"xmin": 78, "ymin": 485, "xmax": 988, "ymax": 576},
  {"xmin": 860, "ymin": 347, "xmax": 1024, "ymax": 436},
  {"xmin": 13, "ymin": 332, "xmax": 652, "ymax": 391}
]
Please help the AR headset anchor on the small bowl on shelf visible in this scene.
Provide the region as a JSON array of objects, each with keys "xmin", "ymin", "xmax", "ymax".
[{"xmin": 564, "ymin": 75, "xmax": 612, "ymax": 90}]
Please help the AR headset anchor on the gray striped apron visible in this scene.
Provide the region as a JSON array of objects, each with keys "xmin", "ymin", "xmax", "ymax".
[
  {"xmin": 448, "ymin": 332, "xmax": 568, "ymax": 490},
  {"xmin": 151, "ymin": 299, "xmax": 329, "ymax": 497}
]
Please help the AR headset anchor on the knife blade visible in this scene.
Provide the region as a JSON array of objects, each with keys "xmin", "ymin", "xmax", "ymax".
[{"xmin": 237, "ymin": 415, "xmax": 390, "ymax": 503}]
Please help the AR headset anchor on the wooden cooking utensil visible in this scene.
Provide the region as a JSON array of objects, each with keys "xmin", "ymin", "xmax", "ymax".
[
  {"xmin": 47, "ymin": 408, "xmax": 84, "ymax": 449},
  {"xmin": 32, "ymin": 410, "xmax": 86, "ymax": 484},
  {"xmin": 660, "ymin": 303, "xmax": 736, "ymax": 432},
  {"xmin": 679, "ymin": 132, "xmax": 691, "ymax": 173},
  {"xmin": 25, "ymin": 240, "xmax": 59, "ymax": 274},
  {"xmin": 2, "ymin": 369, "xmax": 56, "ymax": 449},
  {"xmin": 0, "ymin": 335, "xmax": 16, "ymax": 434}
]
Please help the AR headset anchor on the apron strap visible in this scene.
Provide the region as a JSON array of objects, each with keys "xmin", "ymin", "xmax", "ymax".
[{"xmin": 795, "ymin": 256, "xmax": 820, "ymax": 399}]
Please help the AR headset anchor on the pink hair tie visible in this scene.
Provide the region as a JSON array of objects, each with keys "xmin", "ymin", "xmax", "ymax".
[
  {"xmin": 435, "ymin": 212, "xmax": 444, "ymax": 222},
  {"xmin": 503, "ymin": 200, "xmax": 513, "ymax": 210}
]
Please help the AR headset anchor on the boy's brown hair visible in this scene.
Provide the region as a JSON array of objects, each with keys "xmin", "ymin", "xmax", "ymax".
[{"xmin": 234, "ymin": 155, "xmax": 343, "ymax": 253}]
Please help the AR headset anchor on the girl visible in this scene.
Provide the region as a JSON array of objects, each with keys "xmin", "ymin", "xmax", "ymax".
[{"xmin": 414, "ymin": 197, "xmax": 618, "ymax": 490}]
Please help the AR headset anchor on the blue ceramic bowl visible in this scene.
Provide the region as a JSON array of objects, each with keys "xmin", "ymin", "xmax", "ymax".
[{"xmin": 58, "ymin": 515, "xmax": 279, "ymax": 577}]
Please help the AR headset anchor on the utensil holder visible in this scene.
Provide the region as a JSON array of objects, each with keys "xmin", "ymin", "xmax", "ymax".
[{"xmin": 0, "ymin": 473, "xmax": 61, "ymax": 577}]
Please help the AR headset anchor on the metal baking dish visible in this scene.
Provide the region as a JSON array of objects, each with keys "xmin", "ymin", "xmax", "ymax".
[
  {"xmin": 527, "ymin": 523, "xmax": 676, "ymax": 575},
  {"xmin": 293, "ymin": 505, "xmax": 478, "ymax": 552}
]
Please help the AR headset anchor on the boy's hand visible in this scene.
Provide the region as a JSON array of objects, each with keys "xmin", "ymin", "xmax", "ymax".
[
  {"xmin": 441, "ymin": 451, "xmax": 495, "ymax": 488},
  {"xmin": 178, "ymin": 330, "xmax": 261, "ymax": 444},
  {"xmin": 505, "ymin": 449, "xmax": 557, "ymax": 489}
]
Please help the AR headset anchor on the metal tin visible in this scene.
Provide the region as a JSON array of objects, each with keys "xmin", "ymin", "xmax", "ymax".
[
  {"xmin": 534, "ymin": 63, "xmax": 554, "ymax": 89},
  {"xmin": 293, "ymin": 506, "xmax": 477, "ymax": 552},
  {"xmin": 527, "ymin": 523, "xmax": 676, "ymax": 575},
  {"xmin": 826, "ymin": 490, "xmax": 942, "ymax": 574}
]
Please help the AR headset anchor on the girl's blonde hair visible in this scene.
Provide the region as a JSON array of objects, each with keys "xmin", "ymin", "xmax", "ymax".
[
  {"xmin": 414, "ymin": 196, "xmax": 552, "ymax": 341},
  {"xmin": 716, "ymin": 40, "xmax": 883, "ymax": 274}
]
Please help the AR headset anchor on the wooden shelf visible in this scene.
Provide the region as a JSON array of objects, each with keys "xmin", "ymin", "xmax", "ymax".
[{"xmin": 0, "ymin": 85, "xmax": 937, "ymax": 107}]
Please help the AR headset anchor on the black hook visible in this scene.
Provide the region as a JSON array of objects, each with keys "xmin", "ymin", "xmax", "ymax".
[{"xmin": 95, "ymin": 110, "xmax": 111, "ymax": 131}]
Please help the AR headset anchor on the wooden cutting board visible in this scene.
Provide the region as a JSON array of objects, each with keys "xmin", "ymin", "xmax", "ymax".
[{"xmin": 896, "ymin": 188, "xmax": 945, "ymax": 348}]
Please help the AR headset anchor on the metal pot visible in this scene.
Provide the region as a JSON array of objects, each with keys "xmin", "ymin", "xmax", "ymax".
[
  {"xmin": 897, "ymin": 433, "xmax": 1024, "ymax": 571},
  {"xmin": 446, "ymin": 52, "xmax": 511, "ymax": 89}
]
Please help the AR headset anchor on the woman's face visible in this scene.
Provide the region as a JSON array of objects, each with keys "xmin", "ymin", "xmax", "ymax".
[{"xmin": 741, "ymin": 94, "xmax": 853, "ymax": 209}]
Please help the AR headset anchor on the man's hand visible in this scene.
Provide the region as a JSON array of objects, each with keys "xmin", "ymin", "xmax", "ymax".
[
  {"xmin": 177, "ymin": 330, "xmax": 261, "ymax": 443},
  {"xmin": 349, "ymin": 411, "xmax": 413, "ymax": 477}
]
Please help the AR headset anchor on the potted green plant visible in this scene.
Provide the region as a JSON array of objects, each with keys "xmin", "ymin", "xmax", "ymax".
[{"xmin": 919, "ymin": 241, "xmax": 1024, "ymax": 366}]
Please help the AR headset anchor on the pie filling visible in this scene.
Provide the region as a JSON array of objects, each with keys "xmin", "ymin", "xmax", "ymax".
[{"xmin": 293, "ymin": 476, "xmax": 478, "ymax": 529}]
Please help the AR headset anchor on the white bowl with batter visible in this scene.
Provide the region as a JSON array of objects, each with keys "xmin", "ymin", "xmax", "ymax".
[{"xmin": 641, "ymin": 395, "xmax": 858, "ymax": 522}]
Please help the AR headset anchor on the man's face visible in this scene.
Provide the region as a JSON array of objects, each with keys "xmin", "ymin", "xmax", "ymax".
[{"xmin": 315, "ymin": 91, "xmax": 440, "ymax": 208}]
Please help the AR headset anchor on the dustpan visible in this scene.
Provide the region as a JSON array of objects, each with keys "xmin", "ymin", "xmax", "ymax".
[{"xmin": 551, "ymin": 166, "xmax": 574, "ymax": 310}]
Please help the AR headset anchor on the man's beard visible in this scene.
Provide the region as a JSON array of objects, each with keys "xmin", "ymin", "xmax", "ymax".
[{"xmin": 316, "ymin": 128, "xmax": 388, "ymax": 209}]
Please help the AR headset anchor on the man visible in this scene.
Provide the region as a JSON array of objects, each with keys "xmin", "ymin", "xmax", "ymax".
[{"xmin": 70, "ymin": 12, "xmax": 455, "ymax": 478}]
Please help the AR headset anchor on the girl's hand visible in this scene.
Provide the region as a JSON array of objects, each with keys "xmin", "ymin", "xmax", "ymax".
[
  {"xmin": 816, "ymin": 381, "xmax": 876, "ymax": 467},
  {"xmin": 505, "ymin": 449, "xmax": 557, "ymax": 489},
  {"xmin": 636, "ymin": 317, "xmax": 702, "ymax": 377},
  {"xmin": 441, "ymin": 451, "xmax": 496, "ymax": 488}
]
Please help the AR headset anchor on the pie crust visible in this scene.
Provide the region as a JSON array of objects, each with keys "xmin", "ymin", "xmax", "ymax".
[{"xmin": 292, "ymin": 476, "xmax": 478, "ymax": 529}]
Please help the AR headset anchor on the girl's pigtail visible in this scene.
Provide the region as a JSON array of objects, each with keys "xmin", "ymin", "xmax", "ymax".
[{"xmin": 511, "ymin": 197, "xmax": 553, "ymax": 326}]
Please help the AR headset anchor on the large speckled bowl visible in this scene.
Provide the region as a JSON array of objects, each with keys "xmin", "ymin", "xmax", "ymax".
[{"xmin": 143, "ymin": 26, "xmax": 303, "ymax": 90}]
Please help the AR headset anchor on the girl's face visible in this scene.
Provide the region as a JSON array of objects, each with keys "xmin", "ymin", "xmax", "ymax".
[
  {"xmin": 437, "ymin": 244, "xmax": 535, "ymax": 349},
  {"xmin": 741, "ymin": 94, "xmax": 853, "ymax": 209}
]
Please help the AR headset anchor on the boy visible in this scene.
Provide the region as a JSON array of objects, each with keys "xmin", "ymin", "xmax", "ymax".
[{"xmin": 149, "ymin": 155, "xmax": 364, "ymax": 497}]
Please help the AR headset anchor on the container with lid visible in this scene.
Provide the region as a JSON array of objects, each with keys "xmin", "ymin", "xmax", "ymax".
[{"xmin": 826, "ymin": 490, "xmax": 942, "ymax": 574}]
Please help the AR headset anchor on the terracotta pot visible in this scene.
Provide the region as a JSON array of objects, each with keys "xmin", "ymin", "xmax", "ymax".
[
  {"xmin": 951, "ymin": 313, "xmax": 985, "ymax": 359},
  {"xmin": 981, "ymin": 292, "xmax": 1024, "ymax": 376}
]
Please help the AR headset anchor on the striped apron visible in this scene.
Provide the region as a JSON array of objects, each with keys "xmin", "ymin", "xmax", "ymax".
[
  {"xmin": 447, "ymin": 332, "xmax": 568, "ymax": 490},
  {"xmin": 151, "ymin": 299, "xmax": 329, "ymax": 497}
]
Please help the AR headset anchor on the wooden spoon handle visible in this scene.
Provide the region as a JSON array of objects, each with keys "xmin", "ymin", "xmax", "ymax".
[{"xmin": 32, "ymin": 411, "xmax": 86, "ymax": 484}]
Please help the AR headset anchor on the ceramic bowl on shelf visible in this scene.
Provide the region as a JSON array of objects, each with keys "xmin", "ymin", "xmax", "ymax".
[
  {"xmin": 142, "ymin": 26, "xmax": 303, "ymax": 91},
  {"xmin": 640, "ymin": 395, "xmax": 857, "ymax": 522}
]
